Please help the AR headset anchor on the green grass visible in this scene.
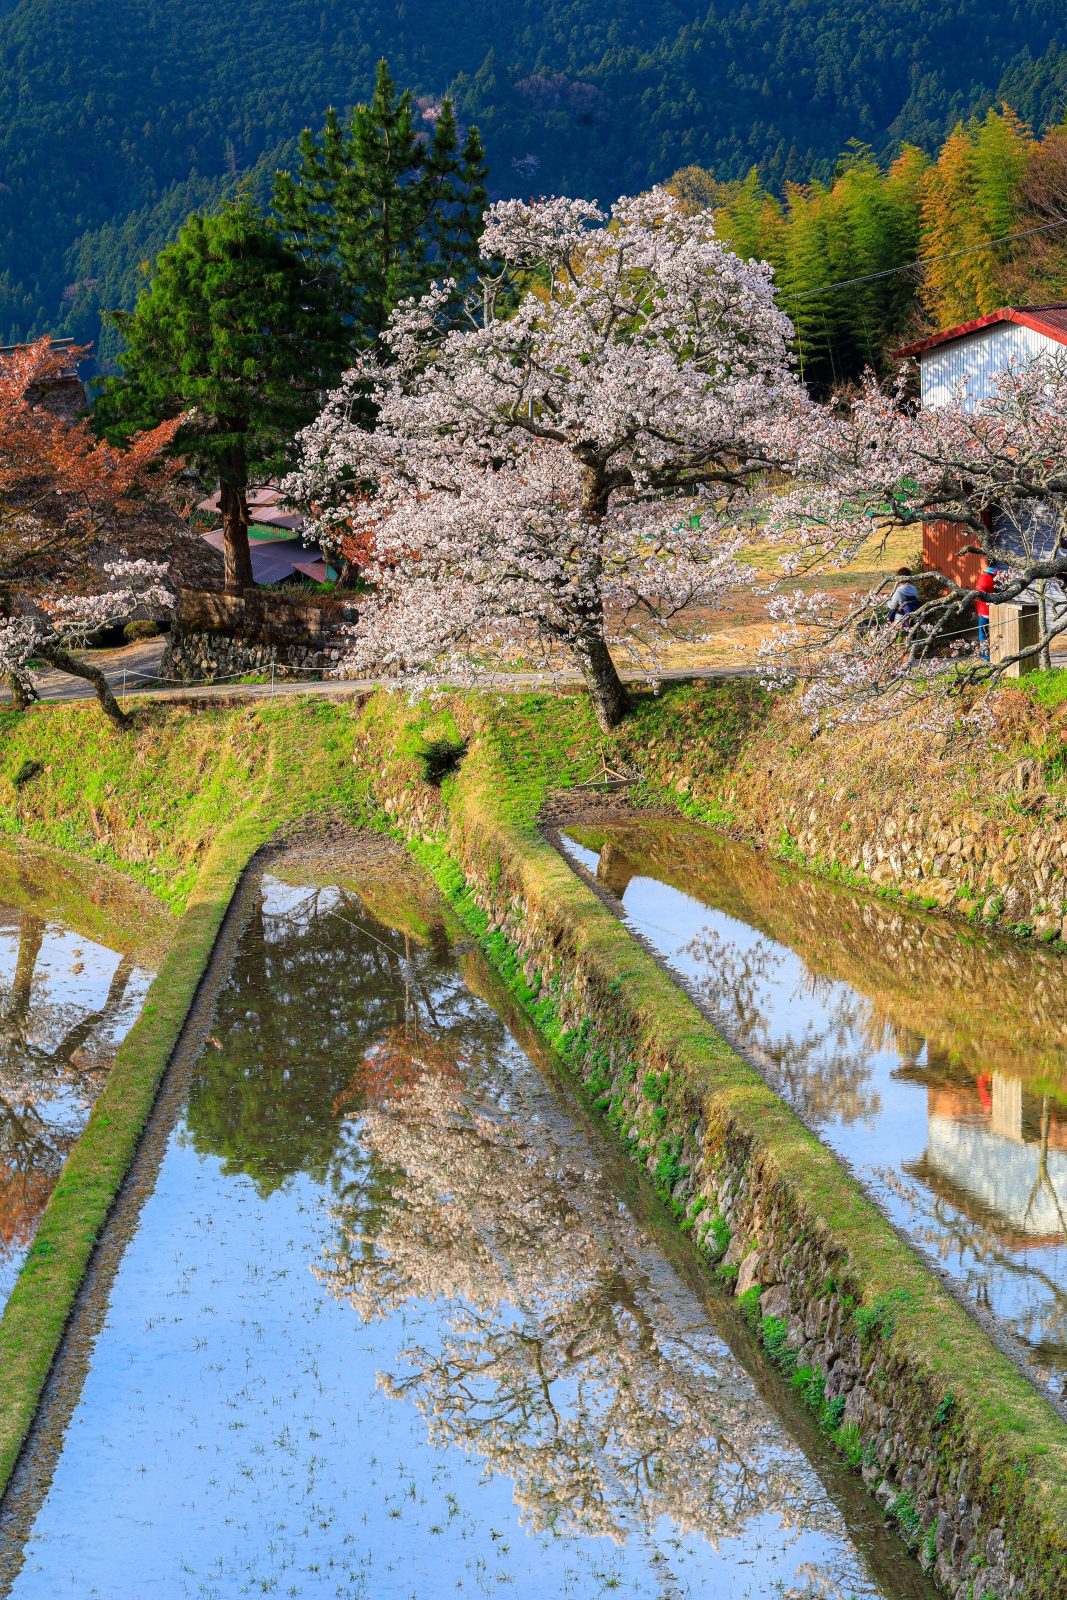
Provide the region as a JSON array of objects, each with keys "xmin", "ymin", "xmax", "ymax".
[{"xmin": 1019, "ymin": 668, "xmax": 1067, "ymax": 709}]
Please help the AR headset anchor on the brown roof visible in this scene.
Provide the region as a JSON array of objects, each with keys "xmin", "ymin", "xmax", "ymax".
[{"xmin": 896, "ymin": 305, "xmax": 1067, "ymax": 358}]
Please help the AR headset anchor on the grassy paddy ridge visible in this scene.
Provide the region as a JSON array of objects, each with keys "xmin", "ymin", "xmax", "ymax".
[{"xmin": 0, "ymin": 683, "xmax": 1066, "ymax": 1595}]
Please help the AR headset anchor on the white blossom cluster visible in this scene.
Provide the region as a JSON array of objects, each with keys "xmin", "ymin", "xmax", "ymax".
[
  {"xmin": 286, "ymin": 189, "xmax": 803, "ymax": 714},
  {"xmin": 759, "ymin": 355, "xmax": 1067, "ymax": 725},
  {"xmin": 1, "ymin": 560, "xmax": 173, "ymax": 692}
]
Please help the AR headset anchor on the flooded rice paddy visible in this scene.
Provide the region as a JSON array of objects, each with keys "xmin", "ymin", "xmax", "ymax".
[
  {"xmin": 1, "ymin": 840, "xmax": 933, "ymax": 1600},
  {"xmin": 0, "ymin": 849, "xmax": 165, "ymax": 1311},
  {"xmin": 559, "ymin": 818, "xmax": 1067, "ymax": 1398}
]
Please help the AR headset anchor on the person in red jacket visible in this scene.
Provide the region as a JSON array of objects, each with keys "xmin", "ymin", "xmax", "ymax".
[{"xmin": 975, "ymin": 560, "xmax": 998, "ymax": 660}]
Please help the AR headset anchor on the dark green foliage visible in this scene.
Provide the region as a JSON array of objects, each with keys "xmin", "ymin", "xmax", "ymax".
[
  {"xmin": 933, "ymin": 1393, "xmax": 956, "ymax": 1430},
  {"xmin": 791, "ymin": 1362, "xmax": 826, "ymax": 1413},
  {"xmin": 653, "ymin": 1136, "xmax": 688, "ymax": 1201},
  {"xmin": 94, "ymin": 196, "xmax": 348, "ymax": 588},
  {"xmin": 1, "ymin": 0, "xmax": 1064, "ymax": 349},
  {"xmin": 274, "ymin": 61, "xmax": 486, "ymax": 349},
  {"xmin": 889, "ymin": 1490, "xmax": 922, "ymax": 1542},
  {"xmin": 701, "ymin": 1211, "xmax": 731, "ymax": 1261}
]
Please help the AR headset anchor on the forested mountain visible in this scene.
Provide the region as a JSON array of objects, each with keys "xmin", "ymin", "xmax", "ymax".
[{"xmin": 1, "ymin": 0, "xmax": 1066, "ymax": 351}]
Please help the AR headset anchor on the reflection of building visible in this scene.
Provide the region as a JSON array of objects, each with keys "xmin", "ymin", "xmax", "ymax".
[{"xmin": 912, "ymin": 1075, "xmax": 1067, "ymax": 1246}]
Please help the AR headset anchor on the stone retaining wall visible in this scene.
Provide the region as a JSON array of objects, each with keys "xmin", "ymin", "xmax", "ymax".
[
  {"xmin": 161, "ymin": 626, "xmax": 328, "ymax": 683},
  {"xmin": 755, "ymin": 773, "xmax": 1067, "ymax": 941},
  {"xmin": 635, "ymin": 684, "xmax": 1067, "ymax": 942},
  {"xmin": 370, "ymin": 766, "xmax": 1067, "ymax": 1600},
  {"xmin": 161, "ymin": 587, "xmax": 362, "ymax": 682}
]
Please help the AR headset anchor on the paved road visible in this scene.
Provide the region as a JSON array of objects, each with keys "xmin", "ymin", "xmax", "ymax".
[{"xmin": 2, "ymin": 636, "xmax": 759, "ymax": 711}]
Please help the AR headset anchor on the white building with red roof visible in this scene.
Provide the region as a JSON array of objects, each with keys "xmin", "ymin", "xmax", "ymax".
[
  {"xmin": 897, "ymin": 304, "xmax": 1067, "ymax": 410},
  {"xmin": 897, "ymin": 308, "xmax": 1067, "ymax": 598}
]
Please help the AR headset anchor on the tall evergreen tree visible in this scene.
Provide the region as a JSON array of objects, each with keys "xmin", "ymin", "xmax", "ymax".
[
  {"xmin": 273, "ymin": 60, "xmax": 488, "ymax": 348},
  {"xmin": 95, "ymin": 196, "xmax": 349, "ymax": 592}
]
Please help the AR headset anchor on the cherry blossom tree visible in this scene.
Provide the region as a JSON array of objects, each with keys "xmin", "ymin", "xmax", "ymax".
[
  {"xmin": 1, "ymin": 339, "xmax": 183, "ymax": 724},
  {"xmin": 761, "ymin": 355, "xmax": 1067, "ymax": 726},
  {"xmin": 321, "ymin": 1023, "xmax": 838, "ymax": 1549},
  {"xmin": 287, "ymin": 189, "xmax": 800, "ymax": 729},
  {"xmin": 1, "ymin": 560, "xmax": 174, "ymax": 726}
]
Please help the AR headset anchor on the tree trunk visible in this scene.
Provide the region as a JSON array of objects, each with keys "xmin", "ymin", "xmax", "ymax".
[
  {"xmin": 1036, "ymin": 580, "xmax": 1053, "ymax": 671},
  {"xmin": 9, "ymin": 914, "xmax": 44, "ymax": 1024},
  {"xmin": 219, "ymin": 472, "xmax": 254, "ymax": 595},
  {"xmin": 38, "ymin": 642, "xmax": 129, "ymax": 729},
  {"xmin": 572, "ymin": 634, "xmax": 630, "ymax": 731},
  {"xmin": 4, "ymin": 671, "xmax": 37, "ymax": 711}
]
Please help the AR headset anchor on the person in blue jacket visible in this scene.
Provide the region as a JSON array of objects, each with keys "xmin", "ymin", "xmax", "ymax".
[{"xmin": 886, "ymin": 566, "xmax": 920, "ymax": 628}]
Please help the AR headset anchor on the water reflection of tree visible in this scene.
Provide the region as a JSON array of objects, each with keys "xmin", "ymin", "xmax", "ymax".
[
  {"xmin": 184, "ymin": 882, "xmax": 504, "ymax": 1197},
  {"xmin": 0, "ymin": 912, "xmax": 137, "ymax": 1254},
  {"xmin": 321, "ymin": 1028, "xmax": 842, "ymax": 1554},
  {"xmin": 597, "ymin": 819, "xmax": 1067, "ymax": 1094},
  {"xmin": 681, "ymin": 928, "xmax": 883, "ymax": 1129}
]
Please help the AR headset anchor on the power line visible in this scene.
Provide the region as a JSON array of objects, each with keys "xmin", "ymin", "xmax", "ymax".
[{"xmin": 789, "ymin": 215, "xmax": 1067, "ymax": 302}]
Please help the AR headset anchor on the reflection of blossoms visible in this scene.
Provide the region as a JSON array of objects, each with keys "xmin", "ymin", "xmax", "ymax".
[
  {"xmin": 682, "ymin": 927, "xmax": 883, "ymax": 1129},
  {"xmin": 319, "ymin": 1033, "xmax": 841, "ymax": 1552},
  {"xmin": 0, "ymin": 911, "xmax": 142, "ymax": 1256}
]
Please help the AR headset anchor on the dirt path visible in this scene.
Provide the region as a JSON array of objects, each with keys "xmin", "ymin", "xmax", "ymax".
[{"xmin": 1, "ymin": 636, "xmax": 759, "ymax": 711}]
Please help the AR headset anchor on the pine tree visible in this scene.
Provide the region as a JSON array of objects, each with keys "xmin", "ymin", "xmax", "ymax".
[
  {"xmin": 273, "ymin": 60, "xmax": 487, "ymax": 348},
  {"xmin": 95, "ymin": 196, "xmax": 349, "ymax": 593}
]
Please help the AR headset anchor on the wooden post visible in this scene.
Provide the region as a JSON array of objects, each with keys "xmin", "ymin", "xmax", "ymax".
[{"xmin": 989, "ymin": 601, "xmax": 1040, "ymax": 676}]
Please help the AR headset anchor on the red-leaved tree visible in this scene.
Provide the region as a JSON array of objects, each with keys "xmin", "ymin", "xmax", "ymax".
[{"xmin": 1, "ymin": 337, "xmax": 185, "ymax": 724}]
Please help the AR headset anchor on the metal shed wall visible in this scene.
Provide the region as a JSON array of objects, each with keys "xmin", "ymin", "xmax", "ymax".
[
  {"xmin": 922, "ymin": 520, "xmax": 982, "ymax": 587},
  {"xmin": 920, "ymin": 322, "xmax": 1062, "ymax": 409}
]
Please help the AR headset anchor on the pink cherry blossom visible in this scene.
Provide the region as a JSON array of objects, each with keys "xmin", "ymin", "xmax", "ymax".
[{"xmin": 287, "ymin": 188, "xmax": 803, "ymax": 728}]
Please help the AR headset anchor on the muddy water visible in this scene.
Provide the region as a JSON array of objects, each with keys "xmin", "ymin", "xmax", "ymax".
[
  {"xmin": 1, "ymin": 842, "xmax": 933, "ymax": 1600},
  {"xmin": 0, "ymin": 849, "xmax": 164, "ymax": 1311},
  {"xmin": 559, "ymin": 818, "xmax": 1067, "ymax": 1397}
]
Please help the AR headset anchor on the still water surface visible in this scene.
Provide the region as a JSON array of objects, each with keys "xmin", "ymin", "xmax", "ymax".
[
  {"xmin": 3, "ymin": 848, "xmax": 932, "ymax": 1600},
  {"xmin": 560, "ymin": 819, "xmax": 1067, "ymax": 1397},
  {"xmin": 0, "ymin": 849, "xmax": 161, "ymax": 1310}
]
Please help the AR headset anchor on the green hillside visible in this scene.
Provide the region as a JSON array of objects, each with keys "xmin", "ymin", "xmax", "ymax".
[{"xmin": 1, "ymin": 0, "xmax": 1066, "ymax": 351}]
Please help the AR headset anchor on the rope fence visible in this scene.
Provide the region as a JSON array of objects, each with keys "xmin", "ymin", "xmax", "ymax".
[{"xmin": 114, "ymin": 659, "xmax": 335, "ymax": 701}]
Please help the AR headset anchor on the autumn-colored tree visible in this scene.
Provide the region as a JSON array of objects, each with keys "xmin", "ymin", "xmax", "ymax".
[
  {"xmin": 920, "ymin": 108, "xmax": 1034, "ymax": 325},
  {"xmin": 1, "ymin": 337, "xmax": 184, "ymax": 723},
  {"xmin": 1003, "ymin": 123, "xmax": 1067, "ymax": 302},
  {"xmin": 1, "ymin": 336, "xmax": 183, "ymax": 586}
]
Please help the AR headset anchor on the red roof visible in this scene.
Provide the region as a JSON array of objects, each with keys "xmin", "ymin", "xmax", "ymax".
[{"xmin": 896, "ymin": 306, "xmax": 1067, "ymax": 358}]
